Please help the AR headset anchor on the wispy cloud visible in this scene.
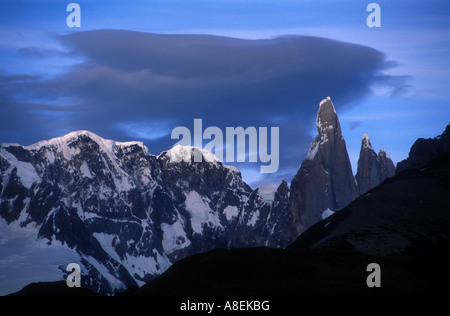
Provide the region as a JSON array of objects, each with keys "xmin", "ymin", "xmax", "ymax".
[
  {"xmin": 340, "ymin": 111, "xmax": 422, "ymax": 122},
  {"xmin": 118, "ymin": 121, "xmax": 174, "ymax": 141}
]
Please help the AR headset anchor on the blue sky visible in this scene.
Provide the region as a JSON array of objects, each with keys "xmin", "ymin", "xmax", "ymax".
[{"xmin": 0, "ymin": 0, "xmax": 449, "ymax": 187}]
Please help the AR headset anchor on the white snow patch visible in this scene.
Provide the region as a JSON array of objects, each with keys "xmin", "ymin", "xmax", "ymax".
[
  {"xmin": 113, "ymin": 175, "xmax": 134, "ymax": 192},
  {"xmin": 164, "ymin": 145, "xmax": 192, "ymax": 163},
  {"xmin": 72, "ymin": 200, "xmax": 84, "ymax": 219},
  {"xmin": 123, "ymin": 253, "xmax": 164, "ymax": 286},
  {"xmin": 184, "ymin": 191, "xmax": 222, "ymax": 234},
  {"xmin": 80, "ymin": 161, "xmax": 94, "ymax": 179},
  {"xmin": 160, "ymin": 221, "xmax": 191, "ymax": 254},
  {"xmin": 321, "ymin": 208, "xmax": 335, "ymax": 220},
  {"xmin": 185, "ymin": 191, "xmax": 209, "ymax": 221},
  {"xmin": 247, "ymin": 210, "xmax": 260, "ymax": 227},
  {"xmin": 362, "ymin": 133, "xmax": 372, "ymax": 149},
  {"xmin": 140, "ymin": 166, "xmax": 153, "ymax": 184},
  {"xmin": 84, "ymin": 255, "xmax": 125, "ymax": 291},
  {"xmin": 93, "ymin": 233, "xmax": 120, "ymax": 262},
  {"xmin": 45, "ymin": 150, "xmax": 55, "ymax": 164},
  {"xmin": 121, "ymin": 252, "xmax": 171, "ymax": 286},
  {"xmin": 82, "ymin": 211, "xmax": 99, "ymax": 220},
  {"xmin": 164, "ymin": 145, "xmax": 221, "ymax": 164},
  {"xmin": 122, "ymin": 249, "xmax": 172, "ymax": 285},
  {"xmin": 223, "ymin": 205, "xmax": 239, "ymax": 221},
  {"xmin": 0, "ymin": 148, "xmax": 40, "ymax": 189},
  {"xmin": 306, "ymin": 140, "xmax": 320, "ymax": 160},
  {"xmin": 155, "ymin": 251, "xmax": 172, "ymax": 272}
]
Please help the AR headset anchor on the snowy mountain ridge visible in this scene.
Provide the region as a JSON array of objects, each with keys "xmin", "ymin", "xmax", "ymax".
[{"xmin": 0, "ymin": 130, "xmax": 290, "ymax": 295}]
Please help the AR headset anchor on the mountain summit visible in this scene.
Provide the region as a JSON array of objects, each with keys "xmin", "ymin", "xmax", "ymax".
[
  {"xmin": 355, "ymin": 133, "xmax": 395, "ymax": 195},
  {"xmin": 289, "ymin": 97, "xmax": 358, "ymax": 235}
]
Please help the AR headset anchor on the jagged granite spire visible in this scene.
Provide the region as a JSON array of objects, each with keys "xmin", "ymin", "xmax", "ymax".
[
  {"xmin": 356, "ymin": 134, "xmax": 378, "ymax": 195},
  {"xmin": 378, "ymin": 148, "xmax": 396, "ymax": 182},
  {"xmin": 289, "ymin": 97, "xmax": 358, "ymax": 235},
  {"xmin": 355, "ymin": 134, "xmax": 395, "ymax": 195}
]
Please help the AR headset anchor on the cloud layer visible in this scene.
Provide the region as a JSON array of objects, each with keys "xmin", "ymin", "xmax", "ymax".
[{"xmin": 0, "ymin": 30, "xmax": 407, "ymax": 186}]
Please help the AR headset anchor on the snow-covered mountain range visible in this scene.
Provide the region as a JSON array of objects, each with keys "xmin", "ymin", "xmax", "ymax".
[
  {"xmin": 0, "ymin": 97, "xmax": 395, "ymax": 295},
  {"xmin": 0, "ymin": 131, "xmax": 290, "ymax": 294}
]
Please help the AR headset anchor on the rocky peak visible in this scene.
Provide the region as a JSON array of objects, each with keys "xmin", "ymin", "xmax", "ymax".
[
  {"xmin": 361, "ymin": 133, "xmax": 372, "ymax": 149},
  {"xmin": 316, "ymin": 96, "xmax": 342, "ymax": 144},
  {"xmin": 356, "ymin": 133, "xmax": 395, "ymax": 195},
  {"xmin": 355, "ymin": 133, "xmax": 379, "ymax": 195},
  {"xmin": 378, "ymin": 149, "xmax": 395, "ymax": 182},
  {"xmin": 275, "ymin": 178, "xmax": 289, "ymax": 199},
  {"xmin": 289, "ymin": 97, "xmax": 358, "ymax": 235}
]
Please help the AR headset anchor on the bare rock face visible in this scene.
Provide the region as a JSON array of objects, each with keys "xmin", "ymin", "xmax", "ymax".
[
  {"xmin": 355, "ymin": 134, "xmax": 395, "ymax": 195},
  {"xmin": 289, "ymin": 97, "xmax": 358, "ymax": 235},
  {"xmin": 231, "ymin": 179, "xmax": 291, "ymax": 248},
  {"xmin": 291, "ymin": 145, "xmax": 450, "ymax": 259},
  {"xmin": 378, "ymin": 148, "xmax": 396, "ymax": 182},
  {"xmin": 396, "ymin": 124, "xmax": 450, "ymax": 174},
  {"xmin": 355, "ymin": 134, "xmax": 379, "ymax": 195}
]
